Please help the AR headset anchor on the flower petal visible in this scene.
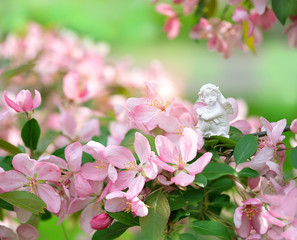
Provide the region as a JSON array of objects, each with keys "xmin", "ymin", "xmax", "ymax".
[
  {"xmin": 12, "ymin": 154, "xmax": 36, "ymax": 178},
  {"xmin": 37, "ymin": 184, "xmax": 61, "ymax": 213},
  {"xmin": 16, "ymin": 224, "xmax": 38, "ymax": 240},
  {"xmin": 0, "ymin": 170, "xmax": 27, "ymax": 192},
  {"xmin": 4, "ymin": 91, "xmax": 21, "ymax": 112},
  {"xmin": 32, "ymin": 90, "xmax": 41, "ymax": 109},
  {"xmin": 186, "ymin": 152, "xmax": 212, "ymax": 175},
  {"xmin": 65, "ymin": 142, "xmax": 82, "ymax": 172},
  {"xmin": 36, "ymin": 162, "xmax": 61, "ymax": 181},
  {"xmin": 171, "ymin": 171, "xmax": 195, "ymax": 187}
]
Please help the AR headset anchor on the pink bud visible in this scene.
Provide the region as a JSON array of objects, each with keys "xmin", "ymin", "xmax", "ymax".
[
  {"xmin": 291, "ymin": 119, "xmax": 297, "ymax": 134},
  {"xmin": 90, "ymin": 213, "xmax": 113, "ymax": 230},
  {"xmin": 4, "ymin": 89, "xmax": 41, "ymax": 113}
]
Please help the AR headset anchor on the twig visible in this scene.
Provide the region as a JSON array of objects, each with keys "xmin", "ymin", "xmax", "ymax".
[
  {"xmin": 61, "ymin": 222, "xmax": 69, "ymax": 240},
  {"xmin": 249, "ymin": 126, "xmax": 291, "ymax": 137}
]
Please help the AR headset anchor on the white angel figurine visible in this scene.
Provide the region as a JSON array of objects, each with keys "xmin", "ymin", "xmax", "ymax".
[{"xmin": 196, "ymin": 84, "xmax": 233, "ymax": 138}]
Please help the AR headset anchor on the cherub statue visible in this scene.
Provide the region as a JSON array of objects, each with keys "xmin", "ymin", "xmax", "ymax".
[{"xmin": 196, "ymin": 84, "xmax": 233, "ymax": 138}]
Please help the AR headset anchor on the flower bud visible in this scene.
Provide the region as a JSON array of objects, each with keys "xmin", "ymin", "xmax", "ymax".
[{"xmin": 90, "ymin": 213, "xmax": 113, "ymax": 230}]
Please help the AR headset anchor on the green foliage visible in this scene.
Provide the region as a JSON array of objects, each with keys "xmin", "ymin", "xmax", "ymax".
[
  {"xmin": 0, "ymin": 139, "xmax": 22, "ymax": 155},
  {"xmin": 272, "ymin": 0, "xmax": 297, "ymax": 24},
  {"xmin": 209, "ymin": 194, "xmax": 230, "ymax": 208},
  {"xmin": 179, "ymin": 233, "xmax": 197, "ymax": 240},
  {"xmin": 202, "ymin": 162, "xmax": 235, "ymax": 180},
  {"xmin": 0, "ymin": 199, "xmax": 14, "ymax": 211},
  {"xmin": 82, "ymin": 152, "xmax": 95, "ymax": 165},
  {"xmin": 233, "ymin": 134, "xmax": 258, "ymax": 165},
  {"xmin": 191, "ymin": 221, "xmax": 231, "ymax": 240},
  {"xmin": 92, "ymin": 126, "xmax": 110, "ymax": 146},
  {"xmin": 0, "ymin": 191, "xmax": 46, "ymax": 214},
  {"xmin": 0, "ymin": 61, "xmax": 35, "ymax": 81},
  {"xmin": 0, "ymin": 156, "xmax": 13, "ymax": 171},
  {"xmin": 52, "ymin": 146, "xmax": 66, "ymax": 159},
  {"xmin": 92, "ymin": 222, "xmax": 130, "ymax": 240},
  {"xmin": 229, "ymin": 126, "xmax": 242, "ymax": 143},
  {"xmin": 238, "ymin": 167, "xmax": 259, "ymax": 178},
  {"xmin": 168, "ymin": 188, "xmax": 204, "ymax": 211},
  {"xmin": 107, "ymin": 211, "xmax": 139, "ymax": 226},
  {"xmin": 34, "ymin": 130, "xmax": 60, "ymax": 158},
  {"xmin": 208, "ymin": 136, "xmax": 237, "ymax": 149},
  {"xmin": 193, "ymin": 174, "xmax": 207, "ymax": 187},
  {"xmin": 289, "ymin": 146, "xmax": 297, "ymax": 169},
  {"xmin": 140, "ymin": 189, "xmax": 170, "ymax": 240},
  {"xmin": 21, "ymin": 118, "xmax": 41, "ymax": 151},
  {"xmin": 40, "ymin": 209, "xmax": 52, "ymax": 221},
  {"xmin": 209, "ymin": 178, "xmax": 235, "ymax": 194}
]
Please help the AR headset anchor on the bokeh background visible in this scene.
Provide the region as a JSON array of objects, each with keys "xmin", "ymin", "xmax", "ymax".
[{"xmin": 1, "ymin": 0, "xmax": 297, "ymax": 239}]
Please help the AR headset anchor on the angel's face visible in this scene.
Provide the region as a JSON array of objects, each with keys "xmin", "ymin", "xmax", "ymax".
[{"xmin": 203, "ymin": 90, "xmax": 217, "ymax": 105}]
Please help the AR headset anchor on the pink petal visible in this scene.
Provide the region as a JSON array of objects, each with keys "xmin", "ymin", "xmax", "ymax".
[
  {"xmin": 32, "ymin": 90, "xmax": 41, "ymax": 109},
  {"xmin": 234, "ymin": 206, "xmax": 244, "ymax": 229},
  {"xmin": 186, "ymin": 152, "xmax": 212, "ymax": 175},
  {"xmin": 68, "ymin": 197, "xmax": 93, "ymax": 214},
  {"xmin": 12, "ymin": 154, "xmax": 37, "ymax": 178},
  {"xmin": 251, "ymin": 211, "xmax": 268, "ymax": 234},
  {"xmin": 104, "ymin": 146, "xmax": 136, "ymax": 169},
  {"xmin": 74, "ymin": 173, "xmax": 93, "ymax": 197},
  {"xmin": 252, "ymin": 0, "xmax": 266, "ymax": 15},
  {"xmin": 232, "ymin": 7, "xmax": 249, "ymax": 22},
  {"xmin": 108, "ymin": 164, "xmax": 118, "ymax": 183},
  {"xmin": 80, "ymin": 202, "xmax": 103, "ymax": 234},
  {"xmin": 228, "ymin": 0, "xmax": 243, "ymax": 4},
  {"xmin": 147, "ymin": 112, "xmax": 180, "ymax": 133},
  {"xmin": 79, "ymin": 118, "xmax": 100, "ymax": 142},
  {"xmin": 171, "ymin": 171, "xmax": 195, "ymax": 187},
  {"xmin": 164, "ymin": 17, "xmax": 181, "ymax": 39},
  {"xmin": 16, "ymin": 90, "xmax": 33, "ymax": 112},
  {"xmin": 231, "ymin": 120, "xmax": 252, "ymax": 134},
  {"xmin": 126, "ymin": 175, "xmax": 145, "ymax": 199},
  {"xmin": 38, "ymin": 155, "xmax": 68, "ymax": 169},
  {"xmin": 109, "ymin": 170, "xmax": 136, "ymax": 192},
  {"xmin": 155, "ymin": 3, "xmax": 176, "ymax": 17},
  {"xmin": 65, "ymin": 142, "xmax": 82, "ymax": 172},
  {"xmin": 129, "ymin": 104, "xmax": 160, "ymax": 124},
  {"xmin": 14, "ymin": 207, "xmax": 32, "ymax": 223},
  {"xmin": 155, "ymin": 135, "xmax": 175, "ymax": 163},
  {"xmin": 0, "ymin": 225, "xmax": 18, "ymax": 240},
  {"xmin": 236, "ymin": 214, "xmax": 251, "ymax": 238},
  {"xmin": 82, "ymin": 140, "xmax": 105, "ymax": 160},
  {"xmin": 271, "ymin": 119, "xmax": 286, "ymax": 146},
  {"xmin": 37, "ymin": 183, "xmax": 61, "ymax": 213},
  {"xmin": 288, "ymin": 25, "xmax": 297, "ymax": 48},
  {"xmin": 36, "ymin": 162, "xmax": 60, "ymax": 181},
  {"xmin": 134, "ymin": 132, "xmax": 150, "ymax": 164},
  {"xmin": 80, "ymin": 162, "xmax": 108, "ymax": 181},
  {"xmin": 131, "ymin": 198, "xmax": 148, "ymax": 217},
  {"xmin": 63, "ymin": 72, "xmax": 80, "ymax": 100},
  {"xmin": 3, "ymin": 91, "xmax": 21, "ymax": 112},
  {"xmin": 179, "ymin": 128, "xmax": 198, "ymax": 163},
  {"xmin": 0, "ymin": 170, "xmax": 27, "ymax": 192},
  {"xmin": 251, "ymin": 147, "xmax": 274, "ymax": 173},
  {"xmin": 290, "ymin": 119, "xmax": 297, "ymax": 134},
  {"xmin": 105, "ymin": 194, "xmax": 127, "ymax": 213},
  {"xmin": 143, "ymin": 159, "xmax": 158, "ymax": 180},
  {"xmin": 157, "ymin": 175, "xmax": 173, "ymax": 185},
  {"xmin": 16, "ymin": 224, "xmax": 38, "ymax": 240},
  {"xmin": 60, "ymin": 111, "xmax": 76, "ymax": 139}
]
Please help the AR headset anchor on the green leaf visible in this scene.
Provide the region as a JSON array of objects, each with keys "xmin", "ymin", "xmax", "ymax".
[
  {"xmin": 52, "ymin": 146, "xmax": 66, "ymax": 159},
  {"xmin": 40, "ymin": 209, "xmax": 52, "ymax": 221},
  {"xmin": 179, "ymin": 233, "xmax": 197, "ymax": 240},
  {"xmin": 209, "ymin": 194, "xmax": 230, "ymax": 208},
  {"xmin": 191, "ymin": 221, "xmax": 231, "ymax": 240},
  {"xmin": 290, "ymin": 146, "xmax": 297, "ymax": 169},
  {"xmin": 234, "ymin": 134, "xmax": 258, "ymax": 165},
  {"xmin": 0, "ymin": 61, "xmax": 35, "ymax": 81},
  {"xmin": 92, "ymin": 222, "xmax": 129, "ymax": 240},
  {"xmin": 0, "ymin": 139, "xmax": 22, "ymax": 155},
  {"xmin": 209, "ymin": 178, "xmax": 235, "ymax": 193},
  {"xmin": 0, "ymin": 191, "xmax": 46, "ymax": 214},
  {"xmin": 0, "ymin": 199, "xmax": 14, "ymax": 211},
  {"xmin": 193, "ymin": 174, "xmax": 207, "ymax": 188},
  {"xmin": 21, "ymin": 118, "xmax": 41, "ymax": 151},
  {"xmin": 238, "ymin": 167, "xmax": 259, "ymax": 178},
  {"xmin": 92, "ymin": 126, "xmax": 110, "ymax": 146},
  {"xmin": 202, "ymin": 162, "xmax": 235, "ymax": 180},
  {"xmin": 82, "ymin": 152, "xmax": 95, "ymax": 165},
  {"xmin": 168, "ymin": 188, "xmax": 203, "ymax": 211},
  {"xmin": 140, "ymin": 190, "xmax": 170, "ymax": 240},
  {"xmin": 107, "ymin": 211, "xmax": 139, "ymax": 226},
  {"xmin": 34, "ymin": 130, "xmax": 60, "ymax": 158},
  {"xmin": 229, "ymin": 126, "xmax": 242, "ymax": 143},
  {"xmin": 208, "ymin": 136, "xmax": 237, "ymax": 149},
  {"xmin": 272, "ymin": 0, "xmax": 297, "ymax": 25},
  {"xmin": 0, "ymin": 156, "xmax": 13, "ymax": 171}
]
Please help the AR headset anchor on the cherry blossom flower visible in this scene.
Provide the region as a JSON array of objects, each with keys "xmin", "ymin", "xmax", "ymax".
[
  {"xmin": 4, "ymin": 90, "xmax": 41, "ymax": 113},
  {"xmin": 0, "ymin": 154, "xmax": 61, "ymax": 213}
]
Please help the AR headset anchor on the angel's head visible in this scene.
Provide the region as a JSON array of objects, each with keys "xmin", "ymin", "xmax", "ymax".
[{"xmin": 198, "ymin": 84, "xmax": 220, "ymax": 106}]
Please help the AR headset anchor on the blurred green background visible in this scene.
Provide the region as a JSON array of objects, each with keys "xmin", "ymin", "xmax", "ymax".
[{"xmin": 1, "ymin": 0, "xmax": 297, "ymax": 239}]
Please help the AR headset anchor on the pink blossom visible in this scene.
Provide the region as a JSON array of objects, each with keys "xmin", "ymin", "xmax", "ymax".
[
  {"xmin": 232, "ymin": 7, "xmax": 254, "ymax": 37},
  {"xmin": 105, "ymin": 191, "xmax": 148, "ymax": 217},
  {"xmin": 0, "ymin": 154, "xmax": 61, "ymax": 213},
  {"xmin": 90, "ymin": 213, "xmax": 113, "ymax": 230},
  {"xmin": 284, "ymin": 18, "xmax": 297, "ymax": 48},
  {"xmin": 250, "ymin": 9, "xmax": 276, "ymax": 31},
  {"xmin": 4, "ymin": 90, "xmax": 41, "ymax": 113},
  {"xmin": 183, "ymin": 0, "xmax": 199, "ymax": 15},
  {"xmin": 156, "ymin": 4, "xmax": 181, "ymax": 39},
  {"xmin": 290, "ymin": 119, "xmax": 297, "ymax": 134},
  {"xmin": 190, "ymin": 18, "xmax": 213, "ymax": 39},
  {"xmin": 228, "ymin": 0, "xmax": 266, "ymax": 15},
  {"xmin": 234, "ymin": 198, "xmax": 274, "ymax": 238},
  {"xmin": 16, "ymin": 224, "xmax": 39, "ymax": 240},
  {"xmin": 155, "ymin": 128, "xmax": 212, "ymax": 187}
]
